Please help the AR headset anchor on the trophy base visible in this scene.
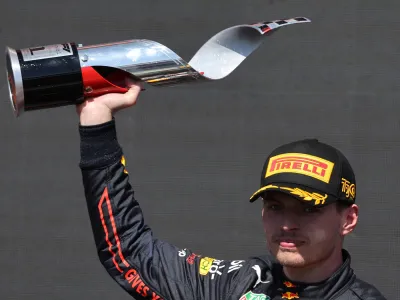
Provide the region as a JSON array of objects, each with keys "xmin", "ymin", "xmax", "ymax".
[
  {"xmin": 5, "ymin": 47, "xmax": 23, "ymax": 117},
  {"xmin": 5, "ymin": 44, "xmax": 84, "ymax": 117}
]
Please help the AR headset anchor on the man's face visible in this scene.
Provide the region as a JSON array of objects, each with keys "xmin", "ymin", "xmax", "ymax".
[{"xmin": 262, "ymin": 191, "xmax": 357, "ymax": 268}]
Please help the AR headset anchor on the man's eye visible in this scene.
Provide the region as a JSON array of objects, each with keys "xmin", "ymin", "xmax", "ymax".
[
  {"xmin": 268, "ymin": 204, "xmax": 281, "ymax": 211},
  {"xmin": 304, "ymin": 207, "xmax": 320, "ymax": 213}
]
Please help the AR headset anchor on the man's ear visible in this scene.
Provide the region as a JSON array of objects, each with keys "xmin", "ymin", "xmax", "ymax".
[{"xmin": 341, "ymin": 204, "xmax": 359, "ymax": 236}]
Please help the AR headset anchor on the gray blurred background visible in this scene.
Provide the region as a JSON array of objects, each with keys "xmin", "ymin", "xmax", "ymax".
[{"xmin": 0, "ymin": 0, "xmax": 399, "ymax": 299}]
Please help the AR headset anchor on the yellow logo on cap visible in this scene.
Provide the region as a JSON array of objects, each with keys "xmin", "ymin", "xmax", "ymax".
[
  {"xmin": 280, "ymin": 187, "xmax": 328, "ymax": 205},
  {"xmin": 265, "ymin": 153, "xmax": 334, "ymax": 183},
  {"xmin": 341, "ymin": 178, "xmax": 356, "ymax": 200},
  {"xmin": 250, "ymin": 185, "xmax": 328, "ymax": 205}
]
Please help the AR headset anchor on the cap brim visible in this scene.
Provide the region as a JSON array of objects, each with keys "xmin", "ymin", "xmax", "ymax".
[{"xmin": 249, "ymin": 183, "xmax": 337, "ymax": 207}]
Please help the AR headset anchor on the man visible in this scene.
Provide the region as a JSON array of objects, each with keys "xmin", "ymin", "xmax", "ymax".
[{"xmin": 77, "ymin": 81, "xmax": 387, "ymax": 299}]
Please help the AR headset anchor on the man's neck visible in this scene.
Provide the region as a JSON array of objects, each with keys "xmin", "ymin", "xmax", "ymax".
[{"xmin": 282, "ymin": 249, "xmax": 344, "ymax": 284}]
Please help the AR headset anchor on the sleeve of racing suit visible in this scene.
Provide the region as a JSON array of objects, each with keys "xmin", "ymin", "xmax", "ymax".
[{"xmin": 78, "ymin": 119, "xmax": 253, "ymax": 300}]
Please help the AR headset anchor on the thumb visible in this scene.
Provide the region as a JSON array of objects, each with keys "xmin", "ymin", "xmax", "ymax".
[{"xmin": 123, "ymin": 81, "xmax": 143, "ymax": 107}]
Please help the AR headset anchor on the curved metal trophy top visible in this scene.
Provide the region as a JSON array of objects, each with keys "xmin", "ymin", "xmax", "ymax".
[{"xmin": 78, "ymin": 17, "xmax": 311, "ymax": 86}]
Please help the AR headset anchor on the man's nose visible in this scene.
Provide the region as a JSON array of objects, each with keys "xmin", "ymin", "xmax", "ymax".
[{"xmin": 280, "ymin": 210, "xmax": 300, "ymax": 231}]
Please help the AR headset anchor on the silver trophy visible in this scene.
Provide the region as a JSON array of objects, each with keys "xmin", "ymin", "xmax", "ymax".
[{"xmin": 5, "ymin": 17, "xmax": 310, "ymax": 117}]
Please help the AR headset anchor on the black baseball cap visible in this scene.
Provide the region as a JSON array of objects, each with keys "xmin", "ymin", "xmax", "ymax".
[{"xmin": 249, "ymin": 139, "xmax": 356, "ymax": 206}]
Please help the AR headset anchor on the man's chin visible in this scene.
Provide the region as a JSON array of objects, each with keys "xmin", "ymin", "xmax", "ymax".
[{"xmin": 274, "ymin": 249, "xmax": 307, "ymax": 267}]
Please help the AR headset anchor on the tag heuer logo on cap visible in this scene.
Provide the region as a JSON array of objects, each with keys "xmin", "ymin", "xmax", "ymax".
[
  {"xmin": 265, "ymin": 153, "xmax": 334, "ymax": 183},
  {"xmin": 239, "ymin": 291, "xmax": 271, "ymax": 300}
]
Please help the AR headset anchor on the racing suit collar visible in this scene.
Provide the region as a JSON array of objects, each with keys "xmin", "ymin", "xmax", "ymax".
[{"xmin": 269, "ymin": 249, "xmax": 356, "ymax": 299}]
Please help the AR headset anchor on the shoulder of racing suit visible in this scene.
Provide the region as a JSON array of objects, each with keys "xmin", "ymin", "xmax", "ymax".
[{"xmin": 344, "ymin": 277, "xmax": 388, "ymax": 300}]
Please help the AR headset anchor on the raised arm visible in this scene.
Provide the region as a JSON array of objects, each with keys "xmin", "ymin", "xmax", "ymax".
[{"xmin": 76, "ymin": 83, "xmax": 256, "ymax": 300}]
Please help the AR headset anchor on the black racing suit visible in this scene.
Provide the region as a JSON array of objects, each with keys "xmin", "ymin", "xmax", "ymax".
[{"xmin": 78, "ymin": 119, "xmax": 387, "ymax": 300}]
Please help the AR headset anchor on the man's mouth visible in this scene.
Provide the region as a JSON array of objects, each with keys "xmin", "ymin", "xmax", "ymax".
[{"xmin": 275, "ymin": 239, "xmax": 305, "ymax": 248}]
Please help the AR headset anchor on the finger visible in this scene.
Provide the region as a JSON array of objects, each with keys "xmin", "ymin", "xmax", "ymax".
[
  {"xmin": 125, "ymin": 77, "xmax": 146, "ymax": 91},
  {"xmin": 123, "ymin": 84, "xmax": 142, "ymax": 106},
  {"xmin": 125, "ymin": 76, "xmax": 140, "ymax": 87}
]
